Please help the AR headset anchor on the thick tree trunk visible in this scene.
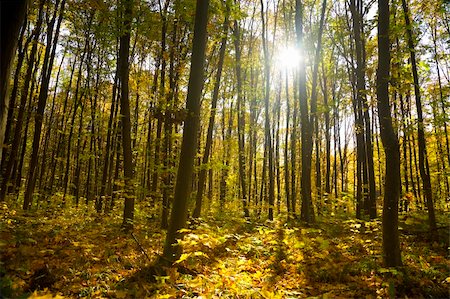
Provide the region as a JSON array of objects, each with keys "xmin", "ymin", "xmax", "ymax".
[
  {"xmin": 0, "ymin": 1, "xmax": 44, "ymax": 201},
  {"xmin": 0, "ymin": 0, "xmax": 30, "ymax": 164},
  {"xmin": 1, "ymin": 20, "xmax": 27, "ymax": 172}
]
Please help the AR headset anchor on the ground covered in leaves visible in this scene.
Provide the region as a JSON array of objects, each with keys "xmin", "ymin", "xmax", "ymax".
[{"xmin": 1, "ymin": 201, "xmax": 449, "ymax": 298}]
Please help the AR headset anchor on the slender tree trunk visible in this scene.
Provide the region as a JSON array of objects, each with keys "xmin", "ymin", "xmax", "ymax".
[
  {"xmin": 220, "ymin": 98, "xmax": 233, "ymax": 210},
  {"xmin": 350, "ymin": 0, "xmax": 376, "ymax": 219},
  {"xmin": 321, "ymin": 62, "xmax": 331, "ymax": 196},
  {"xmin": 261, "ymin": 0, "xmax": 275, "ymax": 220},
  {"xmin": 291, "ymin": 73, "xmax": 298, "ymax": 217},
  {"xmin": 14, "ymin": 49, "xmax": 42, "ymax": 196},
  {"xmin": 296, "ymin": 0, "xmax": 315, "ymax": 223},
  {"xmin": 38, "ymin": 53, "xmax": 65, "ymax": 200},
  {"xmin": 401, "ymin": 0, "xmax": 437, "ymax": 234},
  {"xmin": 23, "ymin": 0, "xmax": 66, "ymax": 210},
  {"xmin": 234, "ymin": 12, "xmax": 251, "ymax": 219},
  {"xmin": 162, "ymin": 0, "xmax": 209, "ymax": 263},
  {"xmin": 99, "ymin": 69, "xmax": 118, "ymax": 211},
  {"xmin": 151, "ymin": 0, "xmax": 170, "ymax": 196},
  {"xmin": 193, "ymin": 5, "xmax": 229, "ymax": 218},
  {"xmin": 377, "ymin": 0, "xmax": 402, "ymax": 266},
  {"xmin": 62, "ymin": 32, "xmax": 91, "ymax": 205},
  {"xmin": 284, "ymin": 69, "xmax": 291, "ymax": 215},
  {"xmin": 119, "ymin": 0, "xmax": 135, "ymax": 230},
  {"xmin": 431, "ymin": 24, "xmax": 450, "ymax": 199},
  {"xmin": 311, "ymin": 0, "xmax": 326, "ymax": 215}
]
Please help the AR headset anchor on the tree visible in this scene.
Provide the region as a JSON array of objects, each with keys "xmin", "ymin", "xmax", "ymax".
[
  {"xmin": 119, "ymin": 0, "xmax": 135, "ymax": 231},
  {"xmin": 261, "ymin": 0, "xmax": 275, "ymax": 221},
  {"xmin": 0, "ymin": 0, "xmax": 44, "ymax": 202},
  {"xmin": 401, "ymin": 0, "xmax": 437, "ymax": 235},
  {"xmin": 162, "ymin": 0, "xmax": 210, "ymax": 264},
  {"xmin": 0, "ymin": 0, "xmax": 30, "ymax": 165},
  {"xmin": 193, "ymin": 2, "xmax": 230, "ymax": 218},
  {"xmin": 377, "ymin": 0, "xmax": 402, "ymax": 267},
  {"xmin": 23, "ymin": 0, "xmax": 66, "ymax": 210},
  {"xmin": 296, "ymin": 0, "xmax": 315, "ymax": 223},
  {"xmin": 235, "ymin": 3, "xmax": 251, "ymax": 219}
]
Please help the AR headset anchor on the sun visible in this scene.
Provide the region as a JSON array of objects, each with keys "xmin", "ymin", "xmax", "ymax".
[{"xmin": 276, "ymin": 46, "xmax": 302, "ymax": 70}]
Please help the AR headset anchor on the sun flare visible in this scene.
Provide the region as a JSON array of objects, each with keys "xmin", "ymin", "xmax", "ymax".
[{"xmin": 276, "ymin": 46, "xmax": 302, "ymax": 70}]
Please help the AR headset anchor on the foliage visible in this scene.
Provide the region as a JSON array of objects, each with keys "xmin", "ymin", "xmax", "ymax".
[{"xmin": 0, "ymin": 201, "xmax": 448, "ymax": 298}]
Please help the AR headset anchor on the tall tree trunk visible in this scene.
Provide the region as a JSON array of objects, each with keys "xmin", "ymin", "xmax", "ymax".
[
  {"xmin": 1, "ymin": 19, "xmax": 28, "ymax": 172},
  {"xmin": 119, "ymin": 0, "xmax": 135, "ymax": 231},
  {"xmin": 296, "ymin": 0, "xmax": 315, "ymax": 223},
  {"xmin": 377, "ymin": 0, "xmax": 402, "ymax": 267},
  {"xmin": 193, "ymin": 5, "xmax": 229, "ymax": 218},
  {"xmin": 234, "ymin": 10, "xmax": 251, "ymax": 219},
  {"xmin": 162, "ymin": 0, "xmax": 209, "ymax": 263},
  {"xmin": 261, "ymin": 0, "xmax": 275, "ymax": 220},
  {"xmin": 0, "ymin": 0, "xmax": 30, "ymax": 164},
  {"xmin": 291, "ymin": 73, "xmax": 298, "ymax": 217},
  {"xmin": 401, "ymin": 0, "xmax": 437, "ymax": 234},
  {"xmin": 62, "ymin": 31, "xmax": 91, "ymax": 205},
  {"xmin": 151, "ymin": 0, "xmax": 170, "ymax": 196},
  {"xmin": 349, "ymin": 0, "xmax": 376, "ymax": 219},
  {"xmin": 0, "ymin": 1, "xmax": 44, "ymax": 201},
  {"xmin": 321, "ymin": 62, "xmax": 331, "ymax": 196},
  {"xmin": 431, "ymin": 24, "xmax": 450, "ymax": 199},
  {"xmin": 99, "ymin": 69, "xmax": 119, "ymax": 211},
  {"xmin": 14, "ymin": 50, "xmax": 42, "ymax": 196},
  {"xmin": 311, "ymin": 0, "xmax": 326, "ymax": 215},
  {"xmin": 23, "ymin": 0, "xmax": 66, "ymax": 210},
  {"xmin": 38, "ymin": 52, "xmax": 65, "ymax": 201},
  {"xmin": 284, "ymin": 69, "xmax": 291, "ymax": 215}
]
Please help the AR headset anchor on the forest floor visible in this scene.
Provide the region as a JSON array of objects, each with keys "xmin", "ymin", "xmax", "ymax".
[{"xmin": 0, "ymin": 200, "xmax": 449, "ymax": 298}]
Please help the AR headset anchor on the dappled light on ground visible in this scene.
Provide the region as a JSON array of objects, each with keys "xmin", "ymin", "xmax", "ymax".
[{"xmin": 1, "ymin": 203, "xmax": 448, "ymax": 298}]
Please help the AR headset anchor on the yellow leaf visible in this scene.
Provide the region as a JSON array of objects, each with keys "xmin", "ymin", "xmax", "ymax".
[
  {"xmin": 193, "ymin": 251, "xmax": 208, "ymax": 258},
  {"xmin": 174, "ymin": 253, "xmax": 191, "ymax": 264}
]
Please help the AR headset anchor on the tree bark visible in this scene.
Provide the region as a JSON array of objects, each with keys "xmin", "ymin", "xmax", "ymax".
[
  {"xmin": 377, "ymin": 0, "xmax": 402, "ymax": 267},
  {"xmin": 234, "ymin": 10, "xmax": 251, "ymax": 219},
  {"xmin": 119, "ymin": 0, "xmax": 135, "ymax": 230},
  {"xmin": 401, "ymin": 0, "xmax": 437, "ymax": 234},
  {"xmin": 193, "ymin": 5, "xmax": 229, "ymax": 218},
  {"xmin": 296, "ymin": 0, "xmax": 315, "ymax": 223},
  {"xmin": 162, "ymin": 0, "xmax": 209, "ymax": 263},
  {"xmin": 261, "ymin": 0, "xmax": 275, "ymax": 221},
  {"xmin": 0, "ymin": 0, "xmax": 44, "ymax": 201},
  {"xmin": 23, "ymin": 0, "xmax": 66, "ymax": 210},
  {"xmin": 0, "ymin": 0, "xmax": 30, "ymax": 164}
]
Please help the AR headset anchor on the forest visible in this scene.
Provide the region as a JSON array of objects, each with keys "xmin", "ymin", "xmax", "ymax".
[{"xmin": 0, "ymin": 0, "xmax": 449, "ymax": 297}]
